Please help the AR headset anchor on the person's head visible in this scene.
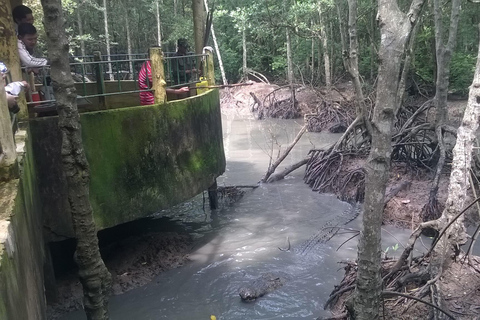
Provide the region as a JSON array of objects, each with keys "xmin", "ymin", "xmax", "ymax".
[
  {"xmin": 177, "ymin": 38, "xmax": 189, "ymax": 55},
  {"xmin": 12, "ymin": 5, "xmax": 34, "ymax": 25},
  {"xmin": 18, "ymin": 23, "xmax": 38, "ymax": 50}
]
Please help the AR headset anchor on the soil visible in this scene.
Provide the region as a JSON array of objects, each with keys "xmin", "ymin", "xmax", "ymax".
[
  {"xmin": 48, "ymin": 82, "xmax": 480, "ymax": 319},
  {"xmin": 46, "ymin": 232, "xmax": 194, "ymax": 319}
]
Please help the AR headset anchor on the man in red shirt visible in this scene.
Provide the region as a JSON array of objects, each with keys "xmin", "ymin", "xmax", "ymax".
[{"xmin": 138, "ymin": 60, "xmax": 189, "ymax": 105}]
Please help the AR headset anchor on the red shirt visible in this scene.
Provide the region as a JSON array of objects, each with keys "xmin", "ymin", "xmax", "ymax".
[{"xmin": 138, "ymin": 61, "xmax": 155, "ymax": 105}]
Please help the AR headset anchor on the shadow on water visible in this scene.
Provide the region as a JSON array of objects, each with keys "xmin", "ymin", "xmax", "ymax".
[{"xmin": 60, "ymin": 113, "xmax": 424, "ymax": 320}]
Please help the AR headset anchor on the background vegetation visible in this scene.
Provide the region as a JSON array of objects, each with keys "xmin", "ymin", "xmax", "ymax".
[{"xmin": 25, "ymin": 0, "xmax": 480, "ymax": 93}]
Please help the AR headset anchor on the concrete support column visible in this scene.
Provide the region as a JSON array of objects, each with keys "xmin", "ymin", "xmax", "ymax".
[
  {"xmin": 0, "ymin": 81, "xmax": 17, "ymax": 181},
  {"xmin": 150, "ymin": 47, "xmax": 167, "ymax": 104},
  {"xmin": 208, "ymin": 179, "xmax": 218, "ymax": 210}
]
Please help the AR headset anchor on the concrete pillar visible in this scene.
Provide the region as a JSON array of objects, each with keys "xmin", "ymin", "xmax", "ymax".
[
  {"xmin": 149, "ymin": 47, "xmax": 167, "ymax": 104},
  {"xmin": 205, "ymin": 47, "xmax": 215, "ymax": 86},
  {"xmin": 0, "ymin": 81, "xmax": 17, "ymax": 181},
  {"xmin": 208, "ymin": 180, "xmax": 218, "ymax": 210}
]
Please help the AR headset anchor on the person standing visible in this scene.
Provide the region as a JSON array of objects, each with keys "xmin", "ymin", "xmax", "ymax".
[
  {"xmin": 171, "ymin": 38, "xmax": 197, "ymax": 85},
  {"xmin": 138, "ymin": 60, "xmax": 189, "ymax": 105},
  {"xmin": 17, "ymin": 23, "xmax": 48, "ymax": 69},
  {"xmin": 12, "ymin": 5, "xmax": 34, "ymax": 34}
]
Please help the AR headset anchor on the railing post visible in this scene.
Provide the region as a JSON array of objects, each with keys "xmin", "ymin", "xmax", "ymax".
[
  {"xmin": 149, "ymin": 47, "xmax": 167, "ymax": 104},
  {"xmin": 93, "ymin": 51, "xmax": 106, "ymax": 109},
  {"xmin": 0, "ymin": 81, "xmax": 18, "ymax": 181},
  {"xmin": 205, "ymin": 47, "xmax": 215, "ymax": 86}
]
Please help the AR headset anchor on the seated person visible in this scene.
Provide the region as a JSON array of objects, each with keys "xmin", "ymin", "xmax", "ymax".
[
  {"xmin": 0, "ymin": 62, "xmax": 29, "ymax": 114},
  {"xmin": 17, "ymin": 23, "xmax": 48, "ymax": 69},
  {"xmin": 138, "ymin": 60, "xmax": 189, "ymax": 105},
  {"xmin": 171, "ymin": 38, "xmax": 197, "ymax": 85},
  {"xmin": 12, "ymin": 5, "xmax": 34, "ymax": 34}
]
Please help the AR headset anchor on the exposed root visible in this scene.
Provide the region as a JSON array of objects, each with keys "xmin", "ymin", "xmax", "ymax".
[{"xmin": 305, "ymin": 100, "xmax": 355, "ymax": 133}]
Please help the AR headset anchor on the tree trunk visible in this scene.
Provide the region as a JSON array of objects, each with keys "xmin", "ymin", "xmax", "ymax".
[
  {"xmin": 286, "ymin": 28, "xmax": 294, "ymax": 85},
  {"xmin": 318, "ymin": 8, "xmax": 331, "ymax": 90},
  {"xmin": 155, "ymin": 0, "xmax": 162, "ymax": 46},
  {"xmin": 192, "ymin": 0, "xmax": 205, "ymax": 55},
  {"xmin": 40, "ymin": 1, "xmax": 112, "ymax": 319},
  {"xmin": 353, "ymin": 0, "xmax": 425, "ymax": 318},
  {"xmin": 76, "ymin": 3, "xmax": 86, "ymax": 57},
  {"xmin": 102, "ymin": 0, "xmax": 113, "ymax": 80},
  {"xmin": 427, "ymin": 21, "xmax": 474, "ymax": 308},
  {"xmin": 125, "ymin": 11, "xmax": 133, "ymax": 80},
  {"xmin": 335, "ymin": 0, "xmax": 348, "ymax": 71},
  {"xmin": 174, "ymin": 0, "xmax": 178, "ymax": 16},
  {"xmin": 203, "ymin": 0, "xmax": 228, "ymax": 85},
  {"xmin": 426, "ymin": 0, "xmax": 462, "ymax": 211},
  {"xmin": 242, "ymin": 27, "xmax": 247, "ymax": 81},
  {"xmin": 310, "ymin": 21, "xmax": 315, "ymax": 84}
]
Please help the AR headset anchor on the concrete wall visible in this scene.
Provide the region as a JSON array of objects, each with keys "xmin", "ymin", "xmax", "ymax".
[
  {"xmin": 30, "ymin": 89, "xmax": 225, "ymax": 241},
  {"xmin": 0, "ymin": 129, "xmax": 46, "ymax": 320}
]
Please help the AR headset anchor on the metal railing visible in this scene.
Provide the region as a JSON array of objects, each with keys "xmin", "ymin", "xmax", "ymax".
[{"xmin": 24, "ymin": 51, "xmax": 210, "ymax": 112}]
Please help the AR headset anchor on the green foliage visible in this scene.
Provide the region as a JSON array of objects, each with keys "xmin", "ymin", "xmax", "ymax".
[
  {"xmin": 449, "ymin": 52, "xmax": 476, "ymax": 95},
  {"xmin": 26, "ymin": 0, "xmax": 477, "ymax": 88}
]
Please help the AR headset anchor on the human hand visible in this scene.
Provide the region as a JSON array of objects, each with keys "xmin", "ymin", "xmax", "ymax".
[{"xmin": 20, "ymin": 81, "xmax": 29, "ymax": 90}]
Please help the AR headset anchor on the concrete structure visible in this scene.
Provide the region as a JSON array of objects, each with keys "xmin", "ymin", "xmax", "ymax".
[
  {"xmin": 0, "ymin": 88, "xmax": 225, "ymax": 319},
  {"xmin": 0, "ymin": 129, "xmax": 46, "ymax": 319},
  {"xmin": 31, "ymin": 89, "xmax": 225, "ymax": 241}
]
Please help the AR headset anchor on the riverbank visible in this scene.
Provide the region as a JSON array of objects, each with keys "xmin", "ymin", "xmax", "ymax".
[{"xmin": 47, "ymin": 232, "xmax": 193, "ymax": 319}]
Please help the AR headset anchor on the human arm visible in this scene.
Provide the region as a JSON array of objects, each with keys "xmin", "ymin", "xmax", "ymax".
[
  {"xmin": 17, "ymin": 40, "xmax": 48, "ymax": 68},
  {"xmin": 166, "ymin": 86, "xmax": 190, "ymax": 95}
]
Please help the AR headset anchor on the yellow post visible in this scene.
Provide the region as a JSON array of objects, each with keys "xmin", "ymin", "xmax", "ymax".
[
  {"xmin": 205, "ymin": 47, "xmax": 215, "ymax": 86},
  {"xmin": 149, "ymin": 47, "xmax": 167, "ymax": 104}
]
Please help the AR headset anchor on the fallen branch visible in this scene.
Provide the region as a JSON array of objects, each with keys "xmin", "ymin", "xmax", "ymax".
[
  {"xmin": 261, "ymin": 125, "xmax": 307, "ymax": 183},
  {"xmin": 266, "ymin": 157, "xmax": 310, "ymax": 183}
]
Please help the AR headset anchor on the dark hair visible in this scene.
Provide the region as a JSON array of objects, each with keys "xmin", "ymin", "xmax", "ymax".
[
  {"xmin": 18, "ymin": 23, "xmax": 37, "ymax": 37},
  {"xmin": 177, "ymin": 38, "xmax": 189, "ymax": 48},
  {"xmin": 12, "ymin": 5, "xmax": 32, "ymax": 23}
]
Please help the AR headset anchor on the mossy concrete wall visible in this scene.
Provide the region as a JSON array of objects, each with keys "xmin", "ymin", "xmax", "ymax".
[
  {"xmin": 0, "ymin": 129, "xmax": 46, "ymax": 319},
  {"xmin": 30, "ymin": 89, "xmax": 225, "ymax": 241}
]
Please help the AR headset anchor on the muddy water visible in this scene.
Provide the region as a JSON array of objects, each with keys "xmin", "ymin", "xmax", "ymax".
[{"xmin": 62, "ymin": 110, "xmax": 419, "ymax": 320}]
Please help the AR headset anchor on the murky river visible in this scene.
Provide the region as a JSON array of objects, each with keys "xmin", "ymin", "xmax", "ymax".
[{"xmin": 62, "ymin": 109, "xmax": 419, "ymax": 320}]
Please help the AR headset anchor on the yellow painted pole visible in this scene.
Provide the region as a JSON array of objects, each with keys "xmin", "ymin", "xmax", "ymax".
[
  {"xmin": 205, "ymin": 47, "xmax": 215, "ymax": 86},
  {"xmin": 149, "ymin": 47, "xmax": 167, "ymax": 104}
]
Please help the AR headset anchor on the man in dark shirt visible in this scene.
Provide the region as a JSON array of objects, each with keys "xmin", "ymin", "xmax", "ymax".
[{"xmin": 171, "ymin": 39, "xmax": 197, "ymax": 85}]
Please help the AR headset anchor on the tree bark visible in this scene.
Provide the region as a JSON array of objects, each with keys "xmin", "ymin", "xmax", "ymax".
[
  {"xmin": 102, "ymin": 0, "xmax": 113, "ymax": 80},
  {"xmin": 125, "ymin": 11, "xmax": 133, "ymax": 80},
  {"xmin": 242, "ymin": 27, "xmax": 247, "ymax": 81},
  {"xmin": 41, "ymin": 1, "xmax": 112, "ymax": 319},
  {"xmin": 76, "ymin": 2, "xmax": 86, "ymax": 57},
  {"xmin": 318, "ymin": 8, "xmax": 331, "ymax": 90},
  {"xmin": 203, "ymin": 0, "xmax": 228, "ymax": 85},
  {"xmin": 428, "ymin": 21, "xmax": 479, "ymax": 296},
  {"xmin": 427, "ymin": 0, "xmax": 462, "ymax": 210},
  {"xmin": 353, "ymin": 0, "xmax": 425, "ymax": 318},
  {"xmin": 155, "ymin": 0, "xmax": 162, "ymax": 46},
  {"xmin": 192, "ymin": 0, "xmax": 205, "ymax": 54}
]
